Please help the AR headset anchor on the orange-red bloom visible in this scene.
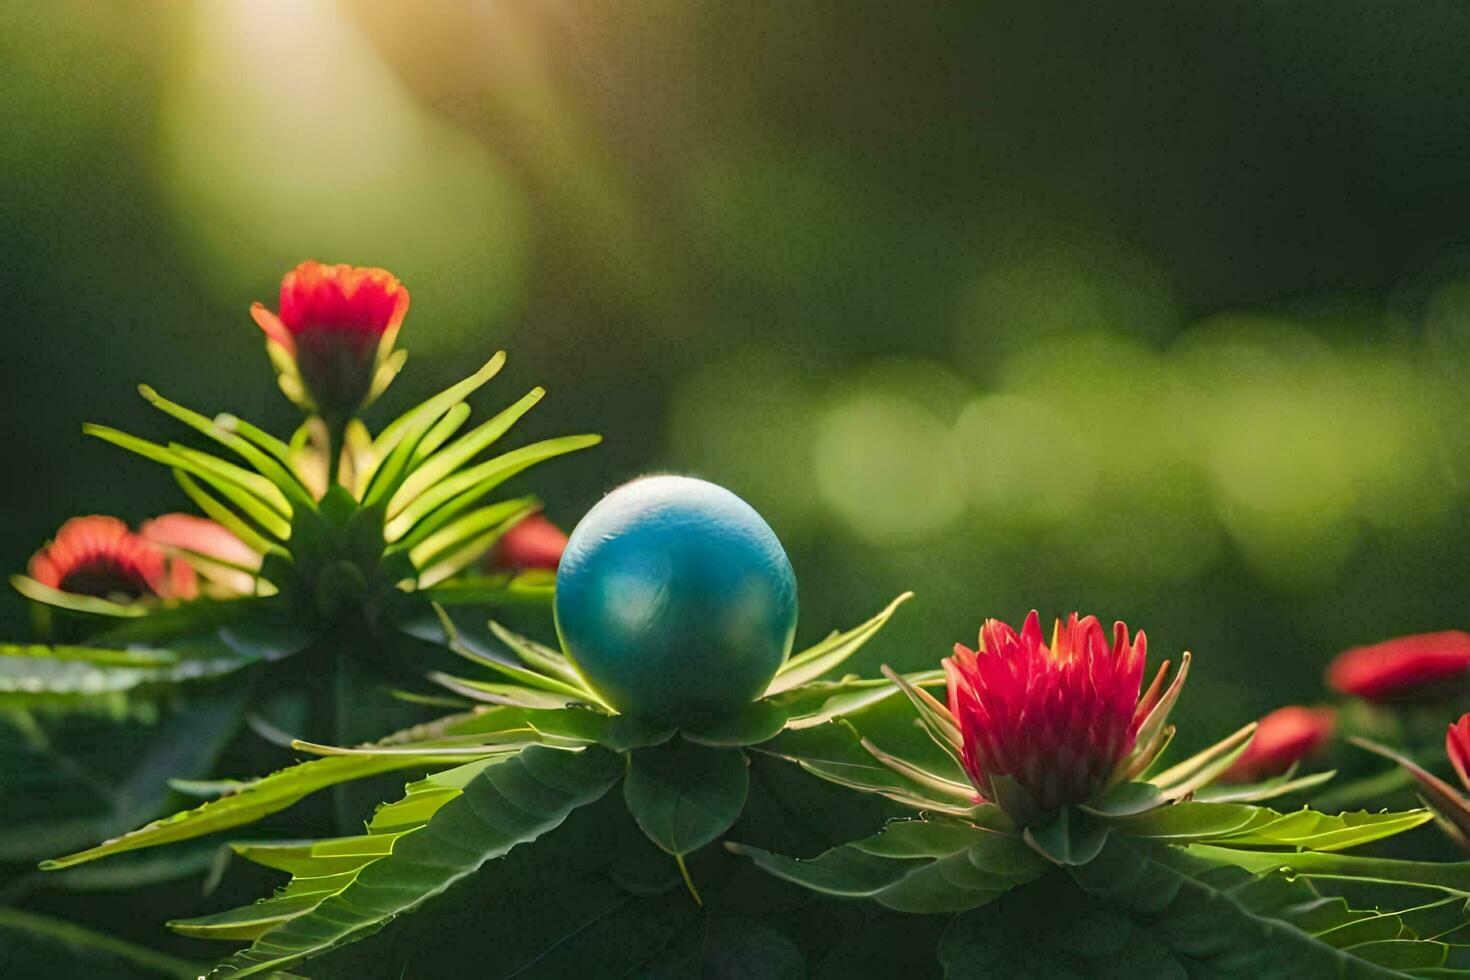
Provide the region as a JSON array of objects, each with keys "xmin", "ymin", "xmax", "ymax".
[
  {"xmin": 1326, "ymin": 631, "xmax": 1470, "ymax": 701},
  {"xmin": 944, "ymin": 611, "xmax": 1174, "ymax": 816},
  {"xmin": 251, "ymin": 261, "xmax": 409, "ymax": 418},
  {"xmin": 487, "ymin": 514, "xmax": 568, "ymax": 573},
  {"xmin": 140, "ymin": 514, "xmax": 261, "ymax": 596},
  {"xmin": 29, "ymin": 516, "xmax": 196, "ymax": 602},
  {"xmin": 1223, "ymin": 705, "xmax": 1335, "ymax": 783}
]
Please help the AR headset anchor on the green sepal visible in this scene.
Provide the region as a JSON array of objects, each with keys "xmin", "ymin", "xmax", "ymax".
[{"xmin": 729, "ymin": 817, "xmax": 1049, "ymax": 914}]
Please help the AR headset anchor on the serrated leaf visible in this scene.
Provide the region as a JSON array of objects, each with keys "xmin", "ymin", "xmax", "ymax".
[
  {"xmin": 1183, "ymin": 844, "xmax": 1470, "ymax": 896},
  {"xmin": 40, "ymin": 755, "xmax": 418, "ymax": 870},
  {"xmin": 1106, "ymin": 800, "xmax": 1270, "ymax": 841},
  {"xmin": 1068, "ymin": 837, "xmax": 1459, "ymax": 976},
  {"xmin": 208, "ymin": 745, "xmax": 623, "ymax": 977},
  {"xmin": 169, "ymin": 762, "xmax": 502, "ymax": 941},
  {"xmin": 730, "ymin": 818, "xmax": 1048, "ymax": 913},
  {"xmin": 1211, "ymin": 808, "xmax": 1434, "ymax": 851},
  {"xmin": 624, "ymin": 739, "xmax": 749, "ymax": 856}
]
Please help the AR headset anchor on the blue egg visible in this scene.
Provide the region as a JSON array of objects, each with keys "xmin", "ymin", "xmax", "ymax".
[{"xmin": 554, "ymin": 475, "xmax": 798, "ymax": 721}]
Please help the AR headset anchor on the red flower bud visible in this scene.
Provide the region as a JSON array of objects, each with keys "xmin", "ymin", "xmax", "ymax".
[
  {"xmin": 486, "ymin": 513, "xmax": 568, "ymax": 573},
  {"xmin": 1325, "ymin": 631, "xmax": 1470, "ymax": 701},
  {"xmin": 944, "ymin": 611, "xmax": 1177, "ymax": 817},
  {"xmin": 28, "ymin": 516, "xmax": 196, "ymax": 602},
  {"xmin": 251, "ymin": 261, "xmax": 409, "ymax": 418},
  {"xmin": 1223, "ymin": 705, "xmax": 1335, "ymax": 783}
]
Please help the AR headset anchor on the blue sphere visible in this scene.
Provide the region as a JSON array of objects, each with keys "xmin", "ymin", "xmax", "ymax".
[{"xmin": 554, "ymin": 475, "xmax": 798, "ymax": 721}]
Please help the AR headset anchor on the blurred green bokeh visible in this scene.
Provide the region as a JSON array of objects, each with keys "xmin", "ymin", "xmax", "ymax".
[{"xmin": 5, "ymin": 0, "xmax": 1470, "ymax": 753}]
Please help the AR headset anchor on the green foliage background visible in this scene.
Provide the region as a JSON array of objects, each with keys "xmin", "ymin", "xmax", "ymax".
[{"xmin": 4, "ymin": 1, "xmax": 1470, "ymax": 973}]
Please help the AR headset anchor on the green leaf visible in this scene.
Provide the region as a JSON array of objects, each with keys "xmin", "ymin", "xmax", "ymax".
[
  {"xmin": 1183, "ymin": 844, "xmax": 1470, "ymax": 897},
  {"xmin": 397, "ymin": 497, "xmax": 536, "ymax": 566},
  {"xmin": 411, "ymin": 501, "xmax": 542, "ymax": 588},
  {"xmin": 137, "ymin": 385, "xmax": 315, "ymax": 511},
  {"xmin": 1107, "ymin": 800, "xmax": 1269, "ymax": 841},
  {"xmin": 362, "ymin": 355, "xmax": 510, "ymax": 507},
  {"xmin": 10, "ymin": 574, "xmax": 149, "ymax": 617},
  {"xmin": 485, "ymin": 618, "xmax": 588, "ymax": 689},
  {"xmin": 208, "ymin": 746, "xmax": 623, "ymax": 977},
  {"xmin": 436, "ymin": 607, "xmax": 605, "ymax": 707},
  {"xmin": 415, "ymin": 571, "xmax": 555, "ymax": 607},
  {"xmin": 1023, "ymin": 807, "xmax": 1110, "ymax": 866},
  {"xmin": 409, "ymin": 401, "xmax": 471, "ymax": 465},
  {"xmin": 765, "ymin": 592, "xmax": 913, "ymax": 695},
  {"xmin": 1147, "ymin": 721, "xmax": 1257, "ymax": 797},
  {"xmin": 1067, "ymin": 836, "xmax": 1459, "ymax": 976},
  {"xmin": 382, "ymin": 433, "xmax": 602, "ymax": 542},
  {"xmin": 40, "ymin": 755, "xmax": 427, "ymax": 869},
  {"xmin": 1195, "ymin": 766, "xmax": 1338, "ymax": 804},
  {"xmin": 1209, "ymin": 807, "xmax": 1434, "ymax": 851},
  {"xmin": 174, "ymin": 470, "xmax": 285, "ymax": 559},
  {"xmin": 770, "ymin": 676, "xmax": 916, "ymax": 730},
  {"xmin": 729, "ymin": 818, "xmax": 1049, "ymax": 913},
  {"xmin": 171, "ymin": 760, "xmax": 501, "ymax": 941},
  {"xmin": 369, "ymin": 352, "xmax": 506, "ymax": 466},
  {"xmin": 0, "ymin": 907, "xmax": 203, "ymax": 979},
  {"xmin": 386, "ymin": 385, "xmax": 546, "ymax": 519},
  {"xmin": 427, "ymin": 672, "xmax": 580, "ymax": 709},
  {"xmin": 0, "ymin": 642, "xmax": 254, "ymax": 697},
  {"xmin": 1, "ymin": 686, "xmax": 246, "ymax": 862},
  {"xmin": 681, "ymin": 698, "xmax": 790, "ymax": 747},
  {"xmin": 624, "ymin": 739, "xmax": 749, "ymax": 856},
  {"xmin": 215, "ymin": 412, "xmax": 295, "ymax": 469},
  {"xmin": 84, "ymin": 424, "xmax": 291, "ymax": 528},
  {"xmin": 758, "ymin": 707, "xmax": 977, "ymax": 816}
]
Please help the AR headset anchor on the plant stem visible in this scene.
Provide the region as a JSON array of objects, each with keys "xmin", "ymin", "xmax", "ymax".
[
  {"xmin": 325, "ymin": 414, "xmax": 348, "ymax": 491},
  {"xmin": 331, "ymin": 638, "xmax": 354, "ymax": 835},
  {"xmin": 674, "ymin": 853, "xmax": 703, "ymax": 907}
]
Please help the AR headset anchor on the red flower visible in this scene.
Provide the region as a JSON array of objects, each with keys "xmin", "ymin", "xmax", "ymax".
[
  {"xmin": 944, "ymin": 611, "xmax": 1176, "ymax": 818},
  {"xmin": 486, "ymin": 514, "xmax": 568, "ymax": 573},
  {"xmin": 28, "ymin": 516, "xmax": 196, "ymax": 602},
  {"xmin": 1325, "ymin": 631, "xmax": 1470, "ymax": 701},
  {"xmin": 1223, "ymin": 706, "xmax": 1335, "ymax": 783},
  {"xmin": 140, "ymin": 514, "xmax": 262, "ymax": 596},
  {"xmin": 251, "ymin": 261, "xmax": 410, "ymax": 417},
  {"xmin": 1450, "ymin": 712, "xmax": 1470, "ymax": 792}
]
